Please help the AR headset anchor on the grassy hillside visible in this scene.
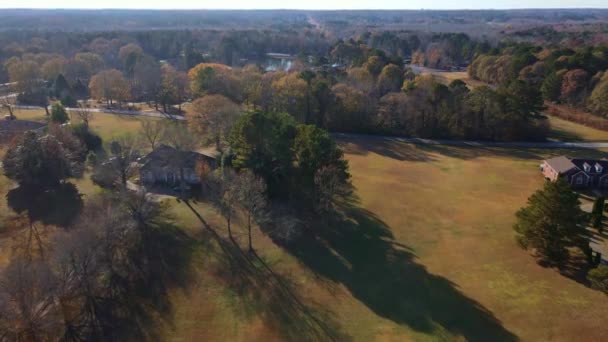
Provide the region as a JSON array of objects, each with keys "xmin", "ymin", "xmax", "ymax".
[{"xmin": 2, "ymin": 110, "xmax": 608, "ymax": 340}]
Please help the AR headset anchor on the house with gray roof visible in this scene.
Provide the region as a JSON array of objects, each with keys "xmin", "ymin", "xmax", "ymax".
[
  {"xmin": 139, "ymin": 145, "xmax": 217, "ymax": 186},
  {"xmin": 541, "ymin": 156, "xmax": 608, "ymax": 188}
]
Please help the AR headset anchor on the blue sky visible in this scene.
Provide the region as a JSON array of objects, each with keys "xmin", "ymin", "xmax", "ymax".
[{"xmin": 1, "ymin": 0, "xmax": 607, "ymax": 10}]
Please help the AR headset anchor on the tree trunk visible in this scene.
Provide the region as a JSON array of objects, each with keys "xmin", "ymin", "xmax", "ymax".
[
  {"xmin": 44, "ymin": 105, "xmax": 50, "ymax": 116},
  {"xmin": 227, "ymin": 215, "xmax": 233, "ymax": 241},
  {"xmin": 305, "ymin": 86, "xmax": 311, "ymax": 124},
  {"xmin": 247, "ymin": 214, "xmax": 253, "ymax": 252},
  {"xmin": 121, "ymin": 170, "xmax": 127, "ymax": 188},
  {"xmin": 179, "ymin": 166, "xmax": 186, "ymax": 199}
]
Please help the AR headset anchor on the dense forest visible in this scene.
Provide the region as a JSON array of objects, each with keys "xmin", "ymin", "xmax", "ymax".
[
  {"xmin": 2, "ymin": 10, "xmax": 608, "ymax": 141},
  {"xmin": 3, "ymin": 10, "xmax": 608, "ymax": 340},
  {"xmin": 469, "ymin": 43, "xmax": 608, "ymax": 117}
]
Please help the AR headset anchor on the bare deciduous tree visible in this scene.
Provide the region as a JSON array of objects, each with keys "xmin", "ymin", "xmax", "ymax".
[
  {"xmin": 237, "ymin": 170, "xmax": 268, "ymax": 252},
  {"xmin": 187, "ymin": 94, "xmax": 240, "ymax": 151},
  {"xmin": 93, "ymin": 135, "xmax": 140, "ymax": 188},
  {"xmin": 0, "ymin": 96, "xmax": 16, "ymax": 119},
  {"xmin": 0, "ymin": 258, "xmax": 58, "ymax": 341},
  {"xmin": 314, "ymin": 165, "xmax": 351, "ymax": 215},
  {"xmin": 139, "ymin": 120, "xmax": 165, "ymax": 150},
  {"xmin": 89, "ymin": 69, "xmax": 130, "ymax": 107},
  {"xmin": 72, "ymin": 103, "xmax": 94, "ymax": 130},
  {"xmin": 207, "ymin": 169, "xmax": 240, "ymax": 241},
  {"xmin": 52, "ymin": 227, "xmax": 107, "ymax": 340}
]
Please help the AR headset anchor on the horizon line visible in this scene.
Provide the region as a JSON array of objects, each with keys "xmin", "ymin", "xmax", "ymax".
[{"xmin": 1, "ymin": 7, "xmax": 608, "ymax": 11}]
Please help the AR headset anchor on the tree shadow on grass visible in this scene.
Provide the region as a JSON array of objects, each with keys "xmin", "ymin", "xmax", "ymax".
[
  {"xmin": 113, "ymin": 221, "xmax": 198, "ymax": 341},
  {"xmin": 287, "ymin": 199, "xmax": 518, "ymax": 341},
  {"xmin": 418, "ymin": 144, "xmax": 548, "ymax": 161},
  {"xmin": 184, "ymin": 201, "xmax": 348, "ymax": 341},
  {"xmin": 338, "ymin": 137, "xmax": 436, "ymax": 162},
  {"xmin": 338, "ymin": 134, "xmax": 608, "ymax": 163},
  {"xmin": 6, "ymin": 182, "xmax": 83, "ymax": 227}
]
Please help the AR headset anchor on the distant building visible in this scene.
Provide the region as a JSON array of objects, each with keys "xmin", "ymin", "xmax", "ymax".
[
  {"xmin": 265, "ymin": 53, "xmax": 296, "ymax": 71},
  {"xmin": 540, "ymin": 156, "xmax": 608, "ymax": 188},
  {"xmin": 139, "ymin": 145, "xmax": 217, "ymax": 186}
]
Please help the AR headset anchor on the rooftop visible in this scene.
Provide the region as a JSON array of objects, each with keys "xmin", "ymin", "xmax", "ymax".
[
  {"xmin": 140, "ymin": 144, "xmax": 216, "ymax": 171},
  {"xmin": 544, "ymin": 156, "xmax": 576, "ymax": 174}
]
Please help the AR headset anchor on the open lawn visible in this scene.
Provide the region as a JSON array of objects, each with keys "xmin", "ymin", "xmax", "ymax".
[
  {"xmin": 547, "ymin": 115, "xmax": 608, "ymax": 142},
  {"xmin": 1, "ymin": 111, "xmax": 608, "ymax": 340},
  {"xmin": 10, "ymin": 108, "xmax": 158, "ymax": 142},
  {"xmin": 427, "ymin": 71, "xmax": 487, "ymax": 89},
  {"xmin": 154, "ymin": 140, "xmax": 608, "ymax": 341}
]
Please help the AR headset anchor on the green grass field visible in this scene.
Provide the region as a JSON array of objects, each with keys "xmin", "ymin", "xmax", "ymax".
[
  {"xmin": 2, "ymin": 109, "xmax": 608, "ymax": 340},
  {"xmin": 10, "ymin": 108, "xmax": 159, "ymax": 142}
]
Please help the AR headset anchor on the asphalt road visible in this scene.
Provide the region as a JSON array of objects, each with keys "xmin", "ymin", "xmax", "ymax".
[
  {"xmin": 12, "ymin": 104, "xmax": 186, "ymax": 120},
  {"xmin": 6, "ymin": 104, "xmax": 608, "ymax": 149},
  {"xmin": 333, "ymin": 132, "xmax": 608, "ymax": 149}
]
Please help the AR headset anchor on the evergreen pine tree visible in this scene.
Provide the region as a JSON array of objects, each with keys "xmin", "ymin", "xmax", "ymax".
[{"xmin": 514, "ymin": 179, "xmax": 588, "ymax": 264}]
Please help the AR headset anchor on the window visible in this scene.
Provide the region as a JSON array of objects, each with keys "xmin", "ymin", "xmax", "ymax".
[
  {"xmin": 576, "ymin": 177, "xmax": 584, "ymax": 185},
  {"xmin": 584, "ymin": 163, "xmax": 591, "ymax": 172}
]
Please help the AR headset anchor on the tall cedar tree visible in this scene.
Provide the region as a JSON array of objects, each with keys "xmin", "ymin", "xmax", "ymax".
[
  {"xmin": 50, "ymin": 103, "xmax": 69, "ymax": 124},
  {"xmin": 513, "ymin": 178, "xmax": 588, "ymax": 264}
]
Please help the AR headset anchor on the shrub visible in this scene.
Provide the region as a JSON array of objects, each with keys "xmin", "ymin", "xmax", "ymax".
[
  {"xmin": 50, "ymin": 103, "xmax": 69, "ymax": 124},
  {"xmin": 588, "ymin": 265, "xmax": 608, "ymax": 293},
  {"xmin": 86, "ymin": 151, "xmax": 97, "ymax": 167},
  {"xmin": 71, "ymin": 123, "xmax": 102, "ymax": 152}
]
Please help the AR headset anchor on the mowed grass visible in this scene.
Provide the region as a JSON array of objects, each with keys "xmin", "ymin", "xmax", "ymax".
[
  {"xmin": 158, "ymin": 140, "xmax": 608, "ymax": 341},
  {"xmin": 546, "ymin": 115, "xmax": 608, "ymax": 142},
  {"xmin": 429, "ymin": 71, "xmax": 487, "ymax": 89},
  {"xmin": 334, "ymin": 140, "xmax": 608, "ymax": 340},
  {"xmin": 1, "ymin": 110, "xmax": 608, "ymax": 339},
  {"xmin": 11, "ymin": 108, "xmax": 158, "ymax": 141}
]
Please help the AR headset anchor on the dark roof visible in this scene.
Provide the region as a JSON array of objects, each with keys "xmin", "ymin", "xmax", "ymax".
[
  {"xmin": 140, "ymin": 145, "xmax": 216, "ymax": 171},
  {"xmin": 571, "ymin": 159, "xmax": 608, "ymax": 175},
  {"xmin": 544, "ymin": 156, "xmax": 576, "ymax": 174},
  {"xmin": 545, "ymin": 156, "xmax": 608, "ymax": 176}
]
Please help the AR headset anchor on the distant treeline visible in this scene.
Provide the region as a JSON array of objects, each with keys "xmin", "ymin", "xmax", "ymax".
[
  {"xmin": 469, "ymin": 43, "xmax": 608, "ymax": 118},
  {"xmin": 0, "ymin": 25, "xmax": 556, "ymax": 142},
  {"xmin": 0, "ymin": 9, "xmax": 606, "ymax": 34}
]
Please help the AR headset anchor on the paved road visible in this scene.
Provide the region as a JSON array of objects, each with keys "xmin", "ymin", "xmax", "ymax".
[
  {"xmin": 333, "ymin": 132, "xmax": 608, "ymax": 149},
  {"xmin": 8, "ymin": 105, "xmax": 608, "ymax": 149},
  {"xmin": 13, "ymin": 104, "xmax": 186, "ymax": 120}
]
